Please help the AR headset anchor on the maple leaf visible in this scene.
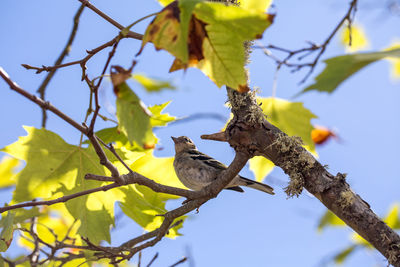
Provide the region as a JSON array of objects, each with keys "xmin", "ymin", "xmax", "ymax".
[
  {"xmin": 1, "ymin": 127, "xmax": 126, "ymax": 244},
  {"xmin": 138, "ymin": 0, "xmax": 274, "ymax": 91}
]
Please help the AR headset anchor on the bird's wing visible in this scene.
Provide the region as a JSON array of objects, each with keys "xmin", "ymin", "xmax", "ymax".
[{"xmin": 186, "ymin": 150, "xmax": 227, "ymax": 170}]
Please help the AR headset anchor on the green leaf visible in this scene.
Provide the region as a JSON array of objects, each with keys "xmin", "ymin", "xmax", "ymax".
[
  {"xmin": 149, "ymin": 101, "xmax": 176, "ymax": 127},
  {"xmin": 189, "ymin": 2, "xmax": 274, "ymax": 89},
  {"xmin": 140, "ymin": 0, "xmax": 273, "ymax": 91},
  {"xmin": 119, "ymin": 185, "xmax": 184, "ymax": 238},
  {"xmin": 248, "ymin": 156, "xmax": 274, "ymax": 182},
  {"xmin": 0, "ymin": 156, "xmax": 20, "ymax": 188},
  {"xmin": 258, "ymin": 97, "xmax": 317, "ymax": 154},
  {"xmin": 96, "ymin": 102, "xmax": 175, "ymax": 150},
  {"xmin": 55, "ymin": 185, "xmax": 115, "ymax": 244},
  {"xmin": 0, "ymin": 208, "xmax": 41, "ymax": 227},
  {"xmin": 132, "ymin": 74, "xmax": 176, "ymax": 92},
  {"xmin": 2, "ymin": 126, "xmax": 83, "ymax": 202},
  {"xmin": 384, "ymin": 204, "xmax": 400, "ymax": 229},
  {"xmin": 115, "ymin": 82, "xmax": 157, "ymax": 149},
  {"xmin": 1, "ymin": 127, "xmax": 119, "ymax": 244},
  {"xmin": 302, "ymin": 48, "xmax": 400, "ymax": 94},
  {"xmin": 333, "ymin": 245, "xmax": 358, "ymax": 264},
  {"xmin": 317, "ymin": 210, "xmax": 346, "ymax": 231},
  {"xmin": 94, "ymin": 127, "xmax": 144, "ymax": 152},
  {"xmin": 0, "ymin": 212, "xmax": 15, "ymax": 252}
]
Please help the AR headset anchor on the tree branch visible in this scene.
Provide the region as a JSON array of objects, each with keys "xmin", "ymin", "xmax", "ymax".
[
  {"xmin": 36, "ymin": 4, "xmax": 85, "ymax": 128},
  {"xmin": 77, "ymin": 0, "xmax": 143, "ymax": 40},
  {"xmin": 256, "ymin": 0, "xmax": 358, "ymax": 84},
  {"xmin": 0, "ymin": 68, "xmax": 122, "ymax": 180},
  {"xmin": 224, "ymin": 86, "xmax": 400, "ymax": 266},
  {"xmin": 0, "ymin": 183, "xmax": 120, "ymax": 214},
  {"xmin": 0, "ymin": 67, "xmax": 87, "ymax": 134}
]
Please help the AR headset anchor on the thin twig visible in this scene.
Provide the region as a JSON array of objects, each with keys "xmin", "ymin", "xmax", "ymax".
[
  {"xmin": 77, "ymin": 0, "xmax": 143, "ymax": 40},
  {"xmin": 299, "ymin": 0, "xmax": 358, "ymax": 84},
  {"xmin": 22, "ymin": 36, "xmax": 119, "ymax": 81},
  {"xmin": 169, "ymin": 257, "xmax": 188, "ymax": 267},
  {"xmin": 255, "ymin": 0, "xmax": 358, "ymax": 84},
  {"xmin": 88, "ymin": 38, "xmax": 121, "ymax": 133},
  {"xmin": 0, "ymin": 67, "xmax": 87, "ymax": 134},
  {"xmin": 0, "ymin": 183, "xmax": 120, "ymax": 214},
  {"xmin": 36, "ymin": 4, "xmax": 85, "ymax": 128},
  {"xmin": 0, "ymin": 67, "xmax": 122, "ymax": 180},
  {"xmin": 96, "ymin": 137, "xmax": 133, "ymax": 173},
  {"xmin": 146, "ymin": 253, "xmax": 159, "ymax": 267},
  {"xmin": 85, "ymin": 173, "xmax": 195, "ymax": 199}
]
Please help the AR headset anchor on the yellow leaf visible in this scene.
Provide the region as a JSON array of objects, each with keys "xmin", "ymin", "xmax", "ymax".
[
  {"xmin": 384, "ymin": 203, "xmax": 400, "ymax": 229},
  {"xmin": 157, "ymin": 0, "xmax": 175, "ymax": 6},
  {"xmin": 317, "ymin": 210, "xmax": 346, "ymax": 232},
  {"xmin": 351, "ymin": 233, "xmax": 372, "ymax": 248},
  {"xmin": 241, "ymin": 0, "xmax": 273, "ymax": 12},
  {"xmin": 119, "ymin": 185, "xmax": 185, "ymax": 238},
  {"xmin": 386, "ymin": 42, "xmax": 400, "ymax": 80},
  {"xmin": 248, "ymin": 156, "xmax": 274, "ymax": 182},
  {"xmin": 0, "ymin": 156, "xmax": 20, "ymax": 188},
  {"xmin": 258, "ymin": 97, "xmax": 317, "ymax": 154},
  {"xmin": 340, "ymin": 24, "xmax": 369, "ymax": 53},
  {"xmin": 132, "ymin": 74, "xmax": 175, "ymax": 92},
  {"xmin": 130, "ymin": 151, "xmax": 185, "ymax": 193}
]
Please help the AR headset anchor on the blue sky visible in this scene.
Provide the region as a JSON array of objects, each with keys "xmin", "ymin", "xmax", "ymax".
[{"xmin": 1, "ymin": 0, "xmax": 399, "ymax": 266}]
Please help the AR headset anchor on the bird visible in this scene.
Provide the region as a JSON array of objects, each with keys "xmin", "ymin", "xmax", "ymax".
[{"xmin": 172, "ymin": 136, "xmax": 274, "ymax": 195}]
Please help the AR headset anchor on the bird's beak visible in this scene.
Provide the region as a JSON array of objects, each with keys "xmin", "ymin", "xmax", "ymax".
[{"xmin": 171, "ymin": 136, "xmax": 178, "ymax": 143}]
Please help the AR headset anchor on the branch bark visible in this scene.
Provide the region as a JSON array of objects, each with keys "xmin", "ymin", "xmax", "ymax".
[{"xmin": 223, "ymin": 87, "xmax": 400, "ymax": 266}]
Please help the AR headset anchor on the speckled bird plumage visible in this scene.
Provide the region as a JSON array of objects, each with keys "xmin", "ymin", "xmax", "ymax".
[{"xmin": 172, "ymin": 136, "xmax": 274, "ymax": 195}]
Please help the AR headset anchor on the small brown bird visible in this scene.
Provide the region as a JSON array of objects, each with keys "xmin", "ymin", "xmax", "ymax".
[{"xmin": 172, "ymin": 136, "xmax": 274, "ymax": 194}]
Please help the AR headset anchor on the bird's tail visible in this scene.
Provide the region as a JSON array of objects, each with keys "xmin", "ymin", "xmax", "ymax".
[{"xmin": 238, "ymin": 176, "xmax": 275, "ymax": 195}]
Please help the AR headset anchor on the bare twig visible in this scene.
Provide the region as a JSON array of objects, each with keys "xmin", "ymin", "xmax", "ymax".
[
  {"xmin": 96, "ymin": 137, "xmax": 133, "ymax": 173},
  {"xmin": 0, "ymin": 183, "xmax": 120, "ymax": 214},
  {"xmin": 77, "ymin": 0, "xmax": 143, "ymax": 40},
  {"xmin": 85, "ymin": 173, "xmax": 195, "ymax": 199},
  {"xmin": 23, "ymin": 36, "xmax": 119, "ymax": 81},
  {"xmin": 256, "ymin": 0, "xmax": 358, "ymax": 84},
  {"xmin": 0, "ymin": 67, "xmax": 87, "ymax": 134},
  {"xmin": 0, "ymin": 67, "xmax": 122, "ymax": 180},
  {"xmin": 87, "ymin": 36, "xmax": 121, "ymax": 134},
  {"xmin": 146, "ymin": 253, "xmax": 159, "ymax": 267},
  {"xmin": 169, "ymin": 257, "xmax": 187, "ymax": 267},
  {"xmin": 36, "ymin": 4, "xmax": 85, "ymax": 128},
  {"xmin": 138, "ymin": 252, "xmax": 142, "ymax": 267}
]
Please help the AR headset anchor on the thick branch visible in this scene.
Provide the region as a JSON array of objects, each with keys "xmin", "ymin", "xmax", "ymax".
[{"xmin": 225, "ymin": 87, "xmax": 400, "ymax": 266}]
